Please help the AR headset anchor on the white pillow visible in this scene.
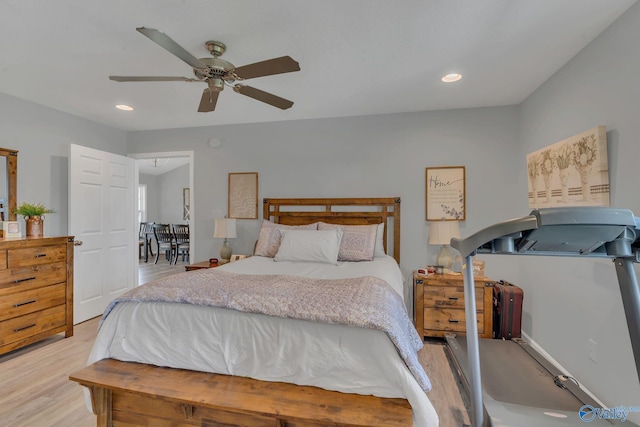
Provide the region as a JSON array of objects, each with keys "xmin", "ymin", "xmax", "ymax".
[
  {"xmin": 274, "ymin": 229, "xmax": 342, "ymax": 265},
  {"xmin": 374, "ymin": 222, "xmax": 386, "ymax": 258},
  {"xmin": 254, "ymin": 220, "xmax": 318, "ymax": 257}
]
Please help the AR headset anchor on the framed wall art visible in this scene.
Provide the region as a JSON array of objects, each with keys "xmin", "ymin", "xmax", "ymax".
[
  {"xmin": 228, "ymin": 172, "xmax": 258, "ymax": 219},
  {"xmin": 527, "ymin": 125, "xmax": 609, "ymax": 208},
  {"xmin": 182, "ymin": 188, "xmax": 190, "ymax": 221},
  {"xmin": 426, "ymin": 166, "xmax": 466, "ymax": 221}
]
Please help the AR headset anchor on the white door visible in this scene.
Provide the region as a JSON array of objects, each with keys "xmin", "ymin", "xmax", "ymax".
[{"xmin": 69, "ymin": 144, "xmax": 136, "ymax": 323}]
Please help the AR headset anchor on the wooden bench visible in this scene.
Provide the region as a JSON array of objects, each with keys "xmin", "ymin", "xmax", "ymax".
[{"xmin": 70, "ymin": 358, "xmax": 413, "ymax": 427}]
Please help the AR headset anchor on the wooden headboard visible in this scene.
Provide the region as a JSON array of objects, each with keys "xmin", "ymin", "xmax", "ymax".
[{"xmin": 263, "ymin": 197, "xmax": 401, "ymax": 263}]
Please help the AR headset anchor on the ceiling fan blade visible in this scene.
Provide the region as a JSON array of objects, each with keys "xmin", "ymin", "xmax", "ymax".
[
  {"xmin": 233, "ymin": 85, "xmax": 294, "ymax": 110},
  {"xmin": 109, "ymin": 76, "xmax": 202, "ymax": 82},
  {"xmin": 231, "ymin": 56, "xmax": 300, "ymax": 80},
  {"xmin": 136, "ymin": 27, "xmax": 207, "ymax": 70},
  {"xmin": 198, "ymin": 88, "xmax": 219, "ymax": 112}
]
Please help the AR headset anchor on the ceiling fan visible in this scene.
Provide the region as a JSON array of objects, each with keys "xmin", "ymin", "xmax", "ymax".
[{"xmin": 109, "ymin": 27, "xmax": 300, "ymax": 112}]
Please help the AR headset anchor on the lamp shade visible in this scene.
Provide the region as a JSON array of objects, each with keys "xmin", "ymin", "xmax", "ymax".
[
  {"xmin": 429, "ymin": 220, "xmax": 460, "ymax": 246},
  {"xmin": 213, "ymin": 218, "xmax": 237, "ymax": 239}
]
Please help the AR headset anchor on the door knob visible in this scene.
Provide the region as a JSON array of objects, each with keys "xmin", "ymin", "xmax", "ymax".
[{"xmin": 74, "ymin": 240, "xmax": 83, "ymax": 246}]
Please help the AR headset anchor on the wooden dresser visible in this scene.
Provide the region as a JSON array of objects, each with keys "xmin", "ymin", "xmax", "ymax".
[
  {"xmin": 414, "ymin": 272, "xmax": 493, "ymax": 339},
  {"xmin": 0, "ymin": 236, "xmax": 74, "ymax": 355}
]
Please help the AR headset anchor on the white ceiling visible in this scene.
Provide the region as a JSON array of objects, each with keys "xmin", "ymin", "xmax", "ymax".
[
  {"xmin": 0, "ymin": 0, "xmax": 636, "ymax": 132},
  {"xmin": 137, "ymin": 157, "xmax": 190, "ymax": 176}
]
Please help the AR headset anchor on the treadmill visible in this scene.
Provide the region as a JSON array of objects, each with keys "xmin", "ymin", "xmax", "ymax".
[{"xmin": 448, "ymin": 207, "xmax": 640, "ymax": 427}]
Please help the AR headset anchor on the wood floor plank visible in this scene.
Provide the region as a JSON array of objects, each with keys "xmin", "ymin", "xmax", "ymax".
[
  {"xmin": 0, "ymin": 261, "xmax": 469, "ymax": 427},
  {"xmin": 419, "ymin": 340, "xmax": 471, "ymax": 427}
]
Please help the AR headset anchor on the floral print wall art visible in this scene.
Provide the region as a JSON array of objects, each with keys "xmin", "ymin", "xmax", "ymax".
[{"xmin": 527, "ymin": 126, "xmax": 609, "ymax": 208}]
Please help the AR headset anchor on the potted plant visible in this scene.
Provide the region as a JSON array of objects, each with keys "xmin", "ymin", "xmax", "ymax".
[{"xmin": 13, "ymin": 202, "xmax": 55, "ymax": 238}]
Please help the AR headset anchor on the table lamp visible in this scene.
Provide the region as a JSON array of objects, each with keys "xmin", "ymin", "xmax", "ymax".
[
  {"xmin": 213, "ymin": 218, "xmax": 237, "ymax": 263},
  {"xmin": 429, "ymin": 220, "xmax": 460, "ymax": 270}
]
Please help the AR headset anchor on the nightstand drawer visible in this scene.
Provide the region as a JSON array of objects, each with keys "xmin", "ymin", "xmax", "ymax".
[
  {"xmin": 424, "ymin": 307, "xmax": 485, "ymax": 334},
  {"xmin": 424, "ymin": 286, "xmax": 483, "ymax": 310}
]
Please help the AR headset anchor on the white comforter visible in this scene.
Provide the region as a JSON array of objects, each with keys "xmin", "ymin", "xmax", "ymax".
[{"xmin": 88, "ymin": 255, "xmax": 439, "ymax": 427}]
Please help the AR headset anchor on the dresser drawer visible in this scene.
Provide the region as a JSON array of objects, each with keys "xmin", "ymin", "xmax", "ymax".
[
  {"xmin": 0, "ymin": 284, "xmax": 66, "ymax": 322},
  {"xmin": 0, "ymin": 262, "xmax": 67, "ymax": 295},
  {"xmin": 423, "ymin": 286, "xmax": 483, "ymax": 311},
  {"xmin": 0, "ymin": 304, "xmax": 66, "ymax": 347},
  {"xmin": 7, "ymin": 245, "xmax": 67, "ymax": 268},
  {"xmin": 423, "ymin": 307, "xmax": 485, "ymax": 334}
]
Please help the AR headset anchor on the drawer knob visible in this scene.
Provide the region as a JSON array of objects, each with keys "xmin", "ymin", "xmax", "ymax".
[
  {"xmin": 14, "ymin": 276, "xmax": 36, "ymax": 284},
  {"xmin": 34, "ymin": 253, "xmax": 47, "ymax": 258},
  {"xmin": 448, "ymin": 296, "xmax": 459, "ymax": 301},
  {"xmin": 14, "ymin": 299, "xmax": 37, "ymax": 307},
  {"xmin": 448, "ymin": 319, "xmax": 459, "ymax": 323}
]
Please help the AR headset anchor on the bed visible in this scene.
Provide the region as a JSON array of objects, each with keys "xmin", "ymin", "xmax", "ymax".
[{"xmin": 70, "ymin": 197, "xmax": 439, "ymax": 427}]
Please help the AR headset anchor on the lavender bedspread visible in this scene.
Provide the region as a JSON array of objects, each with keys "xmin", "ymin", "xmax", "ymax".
[{"xmin": 102, "ymin": 268, "xmax": 431, "ymax": 391}]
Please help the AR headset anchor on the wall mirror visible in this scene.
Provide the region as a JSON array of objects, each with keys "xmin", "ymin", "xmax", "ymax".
[{"xmin": 0, "ymin": 148, "xmax": 18, "ymax": 221}]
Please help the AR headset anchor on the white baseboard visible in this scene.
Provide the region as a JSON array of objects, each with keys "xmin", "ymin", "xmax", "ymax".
[{"xmin": 520, "ymin": 330, "xmax": 606, "ymax": 408}]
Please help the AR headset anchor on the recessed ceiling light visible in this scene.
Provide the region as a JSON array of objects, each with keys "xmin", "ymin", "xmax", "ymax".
[
  {"xmin": 115, "ymin": 104, "xmax": 134, "ymax": 111},
  {"xmin": 441, "ymin": 73, "xmax": 462, "ymax": 83}
]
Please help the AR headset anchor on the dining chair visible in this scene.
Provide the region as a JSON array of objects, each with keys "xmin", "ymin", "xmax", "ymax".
[
  {"xmin": 172, "ymin": 223, "xmax": 190, "ymax": 265},
  {"xmin": 138, "ymin": 222, "xmax": 155, "ymax": 262},
  {"xmin": 153, "ymin": 223, "xmax": 175, "ymax": 264}
]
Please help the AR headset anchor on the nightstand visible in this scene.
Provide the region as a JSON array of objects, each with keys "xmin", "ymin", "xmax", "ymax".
[
  {"xmin": 185, "ymin": 260, "xmax": 220, "ymax": 271},
  {"xmin": 414, "ymin": 272, "xmax": 493, "ymax": 339}
]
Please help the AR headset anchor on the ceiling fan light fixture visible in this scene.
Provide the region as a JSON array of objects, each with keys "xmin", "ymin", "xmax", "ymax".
[
  {"xmin": 208, "ymin": 78, "xmax": 225, "ymax": 92},
  {"xmin": 115, "ymin": 104, "xmax": 134, "ymax": 111},
  {"xmin": 205, "ymin": 40, "xmax": 226, "ymax": 57},
  {"xmin": 441, "ymin": 73, "xmax": 462, "ymax": 83}
]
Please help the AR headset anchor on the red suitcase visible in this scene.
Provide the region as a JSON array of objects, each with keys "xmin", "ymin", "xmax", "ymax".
[{"xmin": 493, "ymin": 280, "xmax": 524, "ymax": 339}]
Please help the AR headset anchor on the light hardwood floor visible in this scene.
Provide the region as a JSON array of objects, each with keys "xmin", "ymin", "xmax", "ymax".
[{"xmin": 0, "ymin": 261, "xmax": 470, "ymax": 427}]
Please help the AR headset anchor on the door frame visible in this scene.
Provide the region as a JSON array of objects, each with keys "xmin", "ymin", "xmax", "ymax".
[{"xmin": 129, "ymin": 150, "xmax": 195, "ymax": 284}]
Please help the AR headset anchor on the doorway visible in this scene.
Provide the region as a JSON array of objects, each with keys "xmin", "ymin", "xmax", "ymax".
[{"xmin": 129, "ymin": 151, "xmax": 195, "ymax": 284}]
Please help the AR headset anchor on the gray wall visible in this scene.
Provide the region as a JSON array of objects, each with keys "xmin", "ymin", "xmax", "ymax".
[
  {"xmin": 127, "ymin": 106, "xmax": 521, "ymax": 280},
  {"xmin": 156, "ymin": 163, "xmax": 190, "ymax": 225},
  {"xmin": 139, "ymin": 165, "xmax": 190, "ymax": 225},
  {"xmin": 513, "ymin": 2, "xmax": 640, "ymax": 416},
  {"xmin": 138, "ymin": 173, "xmax": 160, "ymax": 222},
  {"xmin": 0, "ymin": 92, "xmax": 127, "ymax": 236}
]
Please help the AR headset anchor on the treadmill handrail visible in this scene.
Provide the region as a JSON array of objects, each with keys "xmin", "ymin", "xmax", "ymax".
[
  {"xmin": 451, "ymin": 207, "xmax": 640, "ymax": 427},
  {"xmin": 451, "ymin": 207, "xmax": 639, "ymax": 259}
]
